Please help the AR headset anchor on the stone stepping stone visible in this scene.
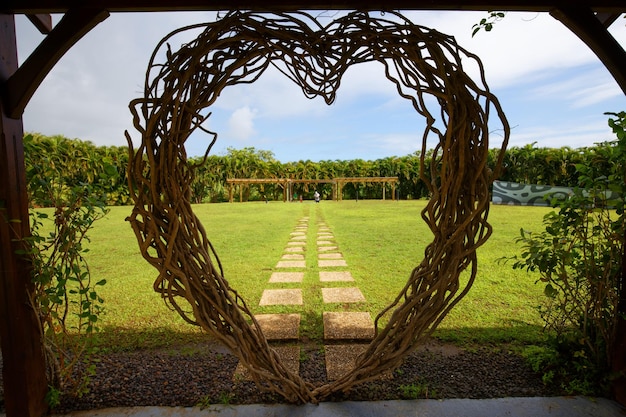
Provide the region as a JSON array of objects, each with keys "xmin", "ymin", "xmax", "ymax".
[
  {"xmin": 291, "ymin": 231, "xmax": 306, "ymax": 236},
  {"xmin": 324, "ymin": 344, "xmax": 391, "ymax": 381},
  {"xmin": 259, "ymin": 289, "xmax": 303, "ymax": 306},
  {"xmin": 287, "ymin": 241, "xmax": 306, "ymax": 246},
  {"xmin": 290, "ymin": 235, "xmax": 307, "ymax": 241},
  {"xmin": 317, "ymin": 240, "xmax": 334, "ymax": 246},
  {"xmin": 234, "ymin": 346, "xmax": 300, "ymax": 381},
  {"xmin": 269, "ymin": 272, "xmax": 304, "ymax": 283},
  {"xmin": 318, "ymin": 259, "xmax": 348, "ymax": 267},
  {"xmin": 281, "ymin": 253, "xmax": 304, "ymax": 260},
  {"xmin": 320, "ymin": 271, "xmax": 354, "ymax": 282},
  {"xmin": 324, "ymin": 344, "xmax": 366, "ymax": 381},
  {"xmin": 318, "ymin": 253, "xmax": 343, "ymax": 259},
  {"xmin": 318, "ymin": 246, "xmax": 338, "ymax": 252},
  {"xmin": 321, "ymin": 287, "xmax": 366, "ymax": 303},
  {"xmin": 323, "ymin": 312, "xmax": 374, "ymax": 340},
  {"xmin": 285, "ymin": 246, "xmax": 305, "ymax": 253},
  {"xmin": 276, "ymin": 260, "xmax": 306, "ymax": 268},
  {"xmin": 254, "ymin": 313, "xmax": 300, "ymax": 340},
  {"xmin": 317, "ymin": 233, "xmax": 333, "ymax": 238}
]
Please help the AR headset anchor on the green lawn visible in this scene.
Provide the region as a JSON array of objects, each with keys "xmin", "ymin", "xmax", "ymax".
[{"xmin": 54, "ymin": 200, "xmax": 552, "ymax": 351}]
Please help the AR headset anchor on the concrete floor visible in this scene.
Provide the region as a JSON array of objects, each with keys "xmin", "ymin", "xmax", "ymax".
[{"xmin": 41, "ymin": 396, "xmax": 625, "ymax": 417}]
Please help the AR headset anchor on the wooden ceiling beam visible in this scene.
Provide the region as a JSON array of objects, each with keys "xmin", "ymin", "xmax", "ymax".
[
  {"xmin": 596, "ymin": 11, "xmax": 622, "ymax": 27},
  {"xmin": 2, "ymin": 0, "xmax": 626, "ymax": 14},
  {"xmin": 550, "ymin": 5, "xmax": 626, "ymax": 95},
  {"xmin": 26, "ymin": 13, "xmax": 52, "ymax": 33}
]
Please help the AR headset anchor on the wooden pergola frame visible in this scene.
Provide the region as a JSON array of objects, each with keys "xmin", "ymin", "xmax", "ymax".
[
  {"xmin": 0, "ymin": 2, "xmax": 625, "ymax": 416},
  {"xmin": 226, "ymin": 177, "xmax": 399, "ymax": 202}
]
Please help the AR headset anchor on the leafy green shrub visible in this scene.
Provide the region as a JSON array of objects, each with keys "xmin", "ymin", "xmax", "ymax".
[
  {"xmin": 506, "ymin": 112, "xmax": 625, "ymax": 395},
  {"xmin": 20, "ymin": 135, "xmax": 109, "ymax": 404}
]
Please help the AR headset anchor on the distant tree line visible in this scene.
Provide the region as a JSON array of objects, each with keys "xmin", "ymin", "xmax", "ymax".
[{"xmin": 23, "ymin": 133, "xmax": 620, "ymax": 206}]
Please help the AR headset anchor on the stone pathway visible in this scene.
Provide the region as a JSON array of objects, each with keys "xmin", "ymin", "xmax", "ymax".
[{"xmin": 234, "ymin": 212, "xmax": 377, "ymax": 382}]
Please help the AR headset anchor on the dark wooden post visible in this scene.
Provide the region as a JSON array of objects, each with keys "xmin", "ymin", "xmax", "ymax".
[{"xmin": 0, "ymin": 14, "xmax": 49, "ymax": 417}]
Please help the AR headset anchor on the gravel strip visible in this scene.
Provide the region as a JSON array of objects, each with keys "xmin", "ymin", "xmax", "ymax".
[
  {"xmin": 32, "ymin": 339, "xmax": 562, "ymax": 414},
  {"xmin": 0, "ymin": 339, "xmax": 561, "ymax": 414}
]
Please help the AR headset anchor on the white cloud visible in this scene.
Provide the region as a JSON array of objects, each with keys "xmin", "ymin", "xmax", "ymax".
[
  {"xmin": 228, "ymin": 106, "xmax": 257, "ymax": 141},
  {"xmin": 13, "ymin": 10, "xmax": 626, "ymax": 162},
  {"xmin": 529, "ymin": 68, "xmax": 624, "ymax": 108},
  {"xmin": 18, "ymin": 12, "xmax": 219, "ymax": 146},
  {"xmin": 402, "ymin": 11, "xmax": 624, "ymax": 90},
  {"xmin": 509, "ymin": 119, "xmax": 616, "ymax": 149}
]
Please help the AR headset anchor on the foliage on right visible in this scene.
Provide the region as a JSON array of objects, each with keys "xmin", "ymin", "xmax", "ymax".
[{"xmin": 506, "ymin": 112, "xmax": 626, "ymax": 395}]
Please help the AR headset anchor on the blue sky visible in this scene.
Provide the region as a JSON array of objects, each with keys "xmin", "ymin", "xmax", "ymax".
[{"xmin": 15, "ymin": 10, "xmax": 626, "ymax": 162}]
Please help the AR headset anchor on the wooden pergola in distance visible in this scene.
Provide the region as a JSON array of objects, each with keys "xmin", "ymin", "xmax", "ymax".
[
  {"xmin": 226, "ymin": 177, "xmax": 399, "ymax": 202},
  {"xmin": 1, "ymin": 2, "xmax": 625, "ymax": 416}
]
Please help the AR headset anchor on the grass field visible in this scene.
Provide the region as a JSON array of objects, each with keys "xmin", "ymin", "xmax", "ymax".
[{"xmin": 55, "ymin": 200, "xmax": 553, "ymax": 351}]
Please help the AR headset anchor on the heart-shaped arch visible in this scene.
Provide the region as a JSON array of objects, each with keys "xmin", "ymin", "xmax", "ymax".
[{"xmin": 125, "ymin": 10, "xmax": 510, "ymax": 403}]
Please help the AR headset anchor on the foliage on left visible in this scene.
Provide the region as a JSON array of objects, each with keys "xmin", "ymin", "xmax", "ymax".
[
  {"xmin": 18, "ymin": 134, "xmax": 109, "ymax": 407},
  {"xmin": 24, "ymin": 133, "xmax": 130, "ymax": 207}
]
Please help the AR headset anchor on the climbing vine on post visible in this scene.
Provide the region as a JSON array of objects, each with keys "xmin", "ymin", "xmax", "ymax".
[{"xmin": 20, "ymin": 134, "xmax": 108, "ymax": 405}]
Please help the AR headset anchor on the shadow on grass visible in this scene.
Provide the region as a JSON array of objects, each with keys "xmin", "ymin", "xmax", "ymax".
[
  {"xmin": 433, "ymin": 321, "xmax": 548, "ymax": 347},
  {"xmin": 88, "ymin": 325, "xmax": 211, "ymax": 352},
  {"xmin": 79, "ymin": 320, "xmax": 548, "ymax": 354}
]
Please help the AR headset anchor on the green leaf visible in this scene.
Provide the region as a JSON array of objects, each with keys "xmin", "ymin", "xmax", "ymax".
[{"xmin": 544, "ymin": 283, "xmax": 558, "ymax": 298}]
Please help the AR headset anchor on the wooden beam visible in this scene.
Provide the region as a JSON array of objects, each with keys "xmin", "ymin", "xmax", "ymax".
[
  {"xmin": 2, "ymin": 0, "xmax": 625, "ymax": 14},
  {"xmin": 595, "ymin": 11, "xmax": 622, "ymax": 27},
  {"xmin": 4, "ymin": 8, "xmax": 109, "ymax": 118},
  {"xmin": 550, "ymin": 6, "xmax": 626, "ymax": 95},
  {"xmin": 26, "ymin": 13, "xmax": 52, "ymax": 33},
  {"xmin": 0, "ymin": 14, "xmax": 49, "ymax": 417}
]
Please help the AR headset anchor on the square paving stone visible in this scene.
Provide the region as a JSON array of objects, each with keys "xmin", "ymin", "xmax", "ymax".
[
  {"xmin": 276, "ymin": 260, "xmax": 306, "ymax": 268},
  {"xmin": 260, "ymin": 289, "xmax": 303, "ymax": 306},
  {"xmin": 318, "ymin": 259, "xmax": 348, "ymax": 267},
  {"xmin": 318, "ymin": 253, "xmax": 343, "ymax": 259},
  {"xmin": 269, "ymin": 272, "xmax": 304, "ymax": 283},
  {"xmin": 324, "ymin": 344, "xmax": 366, "ymax": 381},
  {"xmin": 318, "ymin": 246, "xmax": 338, "ymax": 252},
  {"xmin": 321, "ymin": 287, "xmax": 366, "ymax": 303},
  {"xmin": 323, "ymin": 312, "xmax": 374, "ymax": 340},
  {"xmin": 320, "ymin": 271, "xmax": 354, "ymax": 282},
  {"xmin": 324, "ymin": 345, "xmax": 391, "ymax": 381},
  {"xmin": 234, "ymin": 346, "xmax": 300, "ymax": 381},
  {"xmin": 285, "ymin": 246, "xmax": 305, "ymax": 253},
  {"xmin": 282, "ymin": 253, "xmax": 305, "ymax": 260},
  {"xmin": 287, "ymin": 241, "xmax": 306, "ymax": 246},
  {"xmin": 254, "ymin": 313, "xmax": 300, "ymax": 340}
]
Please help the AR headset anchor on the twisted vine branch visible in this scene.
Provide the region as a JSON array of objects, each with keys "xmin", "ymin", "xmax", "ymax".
[{"xmin": 126, "ymin": 10, "xmax": 509, "ymax": 402}]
